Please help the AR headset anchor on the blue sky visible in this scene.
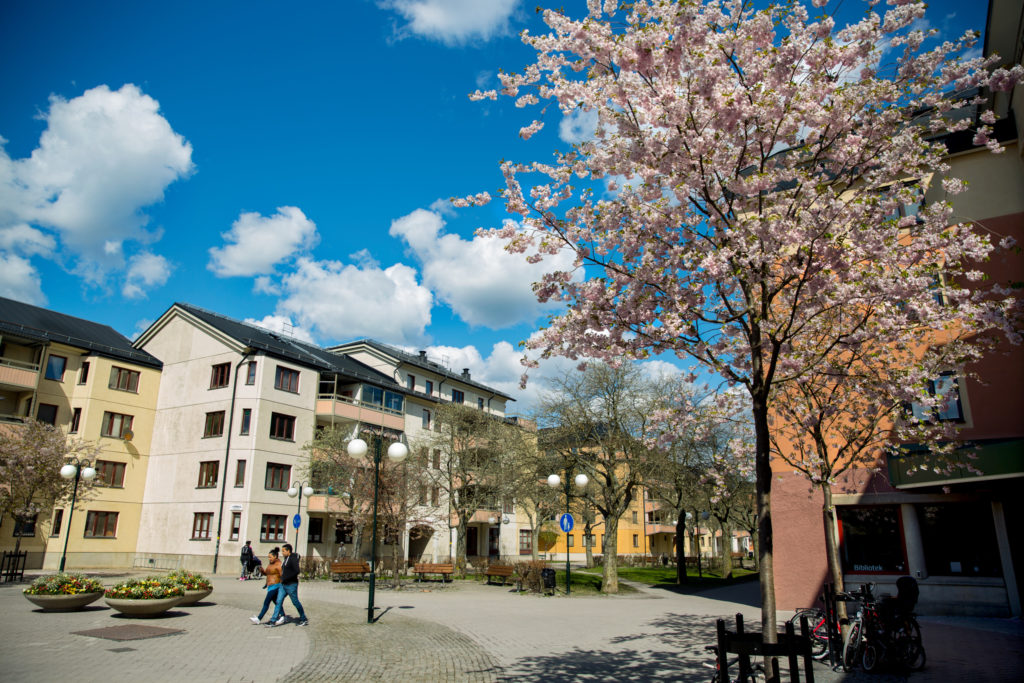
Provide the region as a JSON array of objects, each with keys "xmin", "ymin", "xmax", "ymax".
[{"xmin": 0, "ymin": 0, "xmax": 989, "ymax": 412}]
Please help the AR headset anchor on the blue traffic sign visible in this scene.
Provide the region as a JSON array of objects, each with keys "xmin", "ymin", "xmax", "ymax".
[
  {"xmin": 559, "ymin": 513, "xmax": 574, "ymax": 533},
  {"xmin": 292, "ymin": 513, "xmax": 302, "ymax": 529}
]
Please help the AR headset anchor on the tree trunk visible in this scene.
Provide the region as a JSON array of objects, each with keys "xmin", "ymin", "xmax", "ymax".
[
  {"xmin": 584, "ymin": 521, "xmax": 594, "ymax": 568},
  {"xmin": 601, "ymin": 515, "xmax": 620, "ymax": 594},
  {"xmin": 720, "ymin": 518, "xmax": 733, "ymax": 579},
  {"xmin": 822, "ymin": 484, "xmax": 848, "ymax": 622},
  {"xmin": 455, "ymin": 519, "xmax": 468, "ymax": 576},
  {"xmin": 351, "ymin": 523, "xmax": 365, "ymax": 560},
  {"xmin": 675, "ymin": 515, "xmax": 687, "ymax": 584},
  {"xmin": 752, "ymin": 394, "xmax": 778, "ymax": 664},
  {"xmin": 531, "ymin": 525, "xmax": 541, "ymax": 561}
]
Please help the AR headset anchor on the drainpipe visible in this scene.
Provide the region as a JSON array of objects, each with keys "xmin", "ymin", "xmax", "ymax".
[{"xmin": 212, "ymin": 348, "xmax": 254, "ymax": 574}]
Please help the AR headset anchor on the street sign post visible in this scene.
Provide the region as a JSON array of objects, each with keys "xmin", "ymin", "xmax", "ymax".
[
  {"xmin": 559, "ymin": 513, "xmax": 575, "ymax": 533},
  {"xmin": 292, "ymin": 513, "xmax": 301, "ymax": 530}
]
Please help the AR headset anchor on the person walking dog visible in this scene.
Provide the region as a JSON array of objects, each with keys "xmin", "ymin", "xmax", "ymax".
[{"xmin": 269, "ymin": 543, "xmax": 308, "ymax": 627}]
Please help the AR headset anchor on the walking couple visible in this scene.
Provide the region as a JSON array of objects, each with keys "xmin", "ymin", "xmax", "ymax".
[{"xmin": 249, "ymin": 543, "xmax": 308, "ymax": 627}]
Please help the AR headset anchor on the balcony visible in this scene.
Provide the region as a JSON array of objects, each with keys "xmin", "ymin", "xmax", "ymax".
[
  {"xmin": 0, "ymin": 357, "xmax": 40, "ymax": 391},
  {"xmin": 646, "ymin": 523, "xmax": 677, "ymax": 536},
  {"xmin": 315, "ymin": 393, "xmax": 405, "ymax": 432}
]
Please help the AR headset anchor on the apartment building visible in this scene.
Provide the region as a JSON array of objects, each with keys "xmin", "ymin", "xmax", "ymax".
[
  {"xmin": 0, "ymin": 296, "xmax": 162, "ymax": 570},
  {"xmin": 772, "ymin": 0, "xmax": 1024, "ymax": 617}
]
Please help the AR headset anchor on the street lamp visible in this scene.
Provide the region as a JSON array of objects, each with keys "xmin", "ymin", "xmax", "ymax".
[
  {"xmin": 347, "ymin": 431, "xmax": 408, "ymax": 624},
  {"xmin": 58, "ymin": 458, "xmax": 96, "ymax": 572},
  {"xmin": 547, "ymin": 471, "xmax": 589, "ymax": 595},
  {"xmin": 287, "ymin": 481, "xmax": 315, "ymax": 547}
]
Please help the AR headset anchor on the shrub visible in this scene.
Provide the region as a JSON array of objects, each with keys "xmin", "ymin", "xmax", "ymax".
[
  {"xmin": 23, "ymin": 573, "xmax": 104, "ymax": 596},
  {"xmin": 105, "ymin": 576, "xmax": 184, "ymax": 600},
  {"xmin": 166, "ymin": 570, "xmax": 212, "ymax": 590},
  {"xmin": 300, "ymin": 556, "xmax": 330, "ymax": 580},
  {"xmin": 513, "ymin": 560, "xmax": 548, "ymax": 593}
]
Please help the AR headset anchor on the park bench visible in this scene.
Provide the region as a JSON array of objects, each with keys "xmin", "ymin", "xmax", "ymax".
[
  {"xmin": 484, "ymin": 564, "xmax": 514, "ymax": 585},
  {"xmin": 412, "ymin": 562, "xmax": 454, "ymax": 582},
  {"xmin": 330, "ymin": 561, "xmax": 370, "ymax": 581}
]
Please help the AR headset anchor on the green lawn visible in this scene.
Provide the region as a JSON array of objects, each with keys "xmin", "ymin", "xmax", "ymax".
[{"xmin": 577, "ymin": 565, "xmax": 758, "ymax": 591}]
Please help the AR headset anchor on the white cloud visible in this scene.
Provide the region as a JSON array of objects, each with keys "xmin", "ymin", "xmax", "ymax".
[
  {"xmin": 380, "ymin": 0, "xmax": 520, "ymax": 44},
  {"xmin": 253, "ymin": 275, "xmax": 281, "ymax": 296},
  {"xmin": 0, "ymin": 223, "xmax": 56, "ymax": 257},
  {"xmin": 389, "ymin": 206, "xmax": 577, "ymax": 328},
  {"xmin": 559, "ymin": 107, "xmax": 598, "ymax": 144},
  {"xmin": 0, "ymin": 84, "xmax": 193, "ymax": 295},
  {"xmin": 208, "ymin": 206, "xmax": 319, "ymax": 277},
  {"xmin": 274, "ymin": 256, "xmax": 433, "ymax": 345},
  {"xmin": 243, "ymin": 314, "xmax": 316, "ymax": 344},
  {"xmin": 0, "ymin": 253, "xmax": 46, "ymax": 305},
  {"xmin": 122, "ymin": 251, "xmax": 172, "ymax": 299}
]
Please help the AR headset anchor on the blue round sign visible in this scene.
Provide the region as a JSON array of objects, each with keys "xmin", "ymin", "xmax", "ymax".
[
  {"xmin": 559, "ymin": 513, "xmax": 574, "ymax": 533},
  {"xmin": 292, "ymin": 513, "xmax": 302, "ymax": 529}
]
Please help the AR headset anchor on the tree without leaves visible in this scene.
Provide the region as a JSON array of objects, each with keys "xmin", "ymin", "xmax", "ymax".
[
  {"xmin": 536, "ymin": 362, "xmax": 663, "ymax": 594},
  {"xmin": 0, "ymin": 419, "xmax": 103, "ymax": 552},
  {"xmin": 463, "ymin": 0, "xmax": 1022, "ymax": 639}
]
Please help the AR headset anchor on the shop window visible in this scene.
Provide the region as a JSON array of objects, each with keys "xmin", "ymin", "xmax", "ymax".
[
  {"xmin": 837, "ymin": 505, "xmax": 907, "ymax": 573},
  {"xmin": 917, "ymin": 502, "xmax": 1002, "ymax": 577}
]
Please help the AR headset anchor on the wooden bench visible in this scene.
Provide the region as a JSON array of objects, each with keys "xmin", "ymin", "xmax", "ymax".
[
  {"xmin": 484, "ymin": 564, "xmax": 514, "ymax": 585},
  {"xmin": 412, "ymin": 562, "xmax": 454, "ymax": 582},
  {"xmin": 330, "ymin": 561, "xmax": 370, "ymax": 581}
]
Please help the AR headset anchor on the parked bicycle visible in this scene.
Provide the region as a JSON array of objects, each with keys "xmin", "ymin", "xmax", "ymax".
[
  {"xmin": 843, "ymin": 578, "xmax": 926, "ymax": 673},
  {"xmin": 702, "ymin": 644, "xmax": 764, "ymax": 683}
]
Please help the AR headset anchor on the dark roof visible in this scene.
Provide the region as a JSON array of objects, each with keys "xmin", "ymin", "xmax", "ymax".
[
  {"xmin": 330, "ymin": 338, "xmax": 515, "ymax": 401},
  {"xmin": 0, "ymin": 296, "xmax": 162, "ymax": 369},
  {"xmin": 171, "ymin": 303, "xmax": 400, "ymax": 389}
]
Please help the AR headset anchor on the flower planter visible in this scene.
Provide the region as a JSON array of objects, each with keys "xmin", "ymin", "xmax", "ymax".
[
  {"xmin": 24, "ymin": 591, "xmax": 104, "ymax": 611},
  {"xmin": 105, "ymin": 595, "xmax": 185, "ymax": 616},
  {"xmin": 178, "ymin": 588, "xmax": 213, "ymax": 606}
]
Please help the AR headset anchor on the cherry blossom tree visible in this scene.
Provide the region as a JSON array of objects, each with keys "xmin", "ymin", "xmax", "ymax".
[
  {"xmin": 462, "ymin": 0, "xmax": 1022, "ymax": 637},
  {"xmin": 0, "ymin": 419, "xmax": 102, "ymax": 552}
]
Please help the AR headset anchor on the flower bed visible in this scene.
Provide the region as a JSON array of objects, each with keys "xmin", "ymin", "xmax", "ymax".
[
  {"xmin": 166, "ymin": 570, "xmax": 212, "ymax": 591},
  {"xmin": 105, "ymin": 577, "xmax": 185, "ymax": 600},
  {"xmin": 23, "ymin": 573, "xmax": 104, "ymax": 596}
]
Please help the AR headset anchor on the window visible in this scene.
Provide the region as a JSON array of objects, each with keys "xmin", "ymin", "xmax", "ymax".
[
  {"xmin": 422, "ymin": 409, "xmax": 431, "ymax": 430},
  {"xmin": 240, "ymin": 408, "xmax": 251, "ymax": 435},
  {"xmin": 407, "ymin": 374, "xmax": 415, "ymax": 390},
  {"xmin": 275, "ymin": 365, "xmax": 300, "ymax": 393},
  {"xmin": 478, "ymin": 397, "xmax": 484, "ymax": 410},
  {"xmin": 363, "ymin": 385, "xmax": 383, "ymax": 405},
  {"xmin": 917, "ymin": 502, "xmax": 1001, "ymax": 577},
  {"xmin": 308, "ymin": 517, "xmax": 323, "ymax": 543},
  {"xmin": 432, "ymin": 449, "xmax": 441, "ymax": 469},
  {"xmin": 418, "ymin": 484, "xmax": 428, "ymax": 506},
  {"xmin": 69, "ymin": 407, "xmax": 82, "ymax": 433},
  {"xmin": 335, "ymin": 519, "xmax": 354, "ymax": 544},
  {"xmin": 50, "ymin": 509, "xmax": 64, "ymax": 537},
  {"xmin": 95, "ymin": 460, "xmax": 126, "ymax": 487},
  {"xmin": 210, "ymin": 362, "xmax": 231, "ymax": 389},
  {"xmin": 230, "ymin": 512, "xmax": 241, "ymax": 541},
  {"xmin": 198, "ymin": 461, "xmax": 219, "ymax": 488},
  {"xmin": 260, "ymin": 514, "xmax": 287, "ymax": 542},
  {"xmin": 633, "ymin": 534, "xmax": 639, "ymax": 547},
  {"xmin": 204, "ymin": 411, "xmax": 225, "ymax": 438},
  {"xmin": 519, "ymin": 529, "xmax": 533, "ymax": 554},
  {"xmin": 567, "ymin": 534, "xmax": 575, "ymax": 548},
  {"xmin": 425, "ymin": 380, "xmax": 433, "ymax": 396},
  {"xmin": 84, "ymin": 511, "xmax": 118, "ymax": 538},
  {"xmin": 632, "ymin": 510, "xmax": 638, "ymax": 524},
  {"xmin": 269, "ymin": 412, "xmax": 295, "ymax": 440},
  {"xmin": 44, "ymin": 355, "xmax": 66, "ymax": 381},
  {"xmin": 37, "ymin": 403, "xmax": 58, "ymax": 425},
  {"xmin": 235, "ymin": 460, "xmax": 246, "ymax": 487},
  {"xmin": 431, "ymin": 486, "xmax": 439, "ymax": 506},
  {"xmin": 78, "ymin": 361, "xmax": 90, "ymax": 384},
  {"xmin": 109, "ymin": 366, "xmax": 140, "ymax": 392},
  {"xmin": 101, "ymin": 411, "xmax": 134, "ymax": 438},
  {"xmin": 13, "ymin": 515, "xmax": 37, "ymax": 537},
  {"xmin": 245, "ymin": 361, "xmax": 257, "ymax": 385},
  {"xmin": 191, "ymin": 513, "xmax": 213, "ymax": 540},
  {"xmin": 452, "ymin": 389, "xmax": 464, "ymax": 404},
  {"xmin": 265, "ymin": 463, "xmax": 291, "ymax": 491},
  {"xmin": 837, "ymin": 505, "xmax": 906, "ymax": 573},
  {"xmin": 909, "ymin": 372, "xmax": 964, "ymax": 423},
  {"xmin": 384, "ymin": 390, "xmax": 403, "ymax": 412}
]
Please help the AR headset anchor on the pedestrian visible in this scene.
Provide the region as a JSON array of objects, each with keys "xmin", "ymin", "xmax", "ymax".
[
  {"xmin": 249, "ymin": 548, "xmax": 287, "ymax": 624},
  {"xmin": 240, "ymin": 540, "xmax": 254, "ymax": 581},
  {"xmin": 269, "ymin": 543, "xmax": 308, "ymax": 627}
]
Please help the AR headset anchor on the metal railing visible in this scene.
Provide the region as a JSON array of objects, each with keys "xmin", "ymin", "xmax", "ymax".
[{"xmin": 316, "ymin": 393, "xmax": 404, "ymax": 417}]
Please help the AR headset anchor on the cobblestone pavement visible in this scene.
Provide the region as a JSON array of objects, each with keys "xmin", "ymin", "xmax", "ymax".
[{"xmin": 2, "ymin": 573, "xmax": 1021, "ymax": 682}]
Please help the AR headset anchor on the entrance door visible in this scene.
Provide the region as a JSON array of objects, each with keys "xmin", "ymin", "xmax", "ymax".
[
  {"xmin": 488, "ymin": 527, "xmax": 500, "ymax": 556},
  {"xmin": 467, "ymin": 526, "xmax": 478, "ymax": 556}
]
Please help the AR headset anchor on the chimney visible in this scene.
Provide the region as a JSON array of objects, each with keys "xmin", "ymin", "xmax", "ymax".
[
  {"xmin": 419, "ymin": 350, "xmax": 427, "ymax": 360},
  {"xmin": 462, "ymin": 368, "xmax": 471, "ymax": 379}
]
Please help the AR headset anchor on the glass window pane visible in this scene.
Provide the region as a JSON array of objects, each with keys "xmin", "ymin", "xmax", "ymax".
[
  {"xmin": 838, "ymin": 506, "xmax": 907, "ymax": 573},
  {"xmin": 917, "ymin": 502, "xmax": 1001, "ymax": 577}
]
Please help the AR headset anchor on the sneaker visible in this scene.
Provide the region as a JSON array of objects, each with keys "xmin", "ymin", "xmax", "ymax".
[
  {"xmin": 298, "ymin": 619, "xmax": 308, "ymax": 626},
  {"xmin": 249, "ymin": 616, "xmax": 260, "ymax": 625},
  {"xmin": 273, "ymin": 616, "xmax": 287, "ymax": 626}
]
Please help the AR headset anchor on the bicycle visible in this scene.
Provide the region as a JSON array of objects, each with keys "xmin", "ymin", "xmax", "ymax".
[
  {"xmin": 788, "ymin": 607, "xmax": 831, "ymax": 660},
  {"xmin": 702, "ymin": 644, "xmax": 764, "ymax": 683},
  {"xmin": 843, "ymin": 580, "xmax": 926, "ymax": 673}
]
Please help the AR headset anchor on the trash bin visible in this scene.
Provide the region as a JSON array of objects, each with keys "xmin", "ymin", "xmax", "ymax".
[{"xmin": 541, "ymin": 568, "xmax": 556, "ymax": 595}]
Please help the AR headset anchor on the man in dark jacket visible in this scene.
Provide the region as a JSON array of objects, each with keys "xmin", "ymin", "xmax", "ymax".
[
  {"xmin": 270, "ymin": 543, "xmax": 308, "ymax": 626},
  {"xmin": 240, "ymin": 540, "xmax": 253, "ymax": 580}
]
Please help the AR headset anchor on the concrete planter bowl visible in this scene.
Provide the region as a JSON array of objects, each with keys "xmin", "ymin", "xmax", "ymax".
[
  {"xmin": 105, "ymin": 595, "xmax": 185, "ymax": 617},
  {"xmin": 24, "ymin": 591, "xmax": 104, "ymax": 611},
  {"xmin": 178, "ymin": 588, "xmax": 213, "ymax": 606}
]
